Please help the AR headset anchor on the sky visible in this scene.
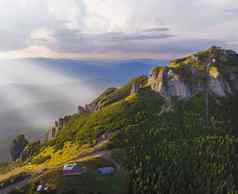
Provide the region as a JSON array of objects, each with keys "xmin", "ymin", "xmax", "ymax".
[{"xmin": 0, "ymin": 0, "xmax": 237, "ymax": 60}]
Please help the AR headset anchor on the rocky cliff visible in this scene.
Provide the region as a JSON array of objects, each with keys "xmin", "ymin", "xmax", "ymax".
[
  {"xmin": 47, "ymin": 115, "xmax": 72, "ymax": 140},
  {"xmin": 147, "ymin": 46, "xmax": 238, "ymax": 98}
]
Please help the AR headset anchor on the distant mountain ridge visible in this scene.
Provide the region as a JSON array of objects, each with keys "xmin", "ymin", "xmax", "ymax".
[{"xmin": 1, "ymin": 58, "xmax": 167, "ymax": 83}]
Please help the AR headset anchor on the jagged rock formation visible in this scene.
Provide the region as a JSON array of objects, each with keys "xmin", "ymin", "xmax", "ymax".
[
  {"xmin": 48, "ymin": 115, "xmax": 72, "ymax": 140},
  {"xmin": 148, "ymin": 67, "xmax": 192, "ymax": 97},
  {"xmin": 20, "ymin": 141, "xmax": 41, "ymax": 161},
  {"xmin": 10, "ymin": 134, "xmax": 29, "ymax": 161},
  {"xmin": 148, "ymin": 47, "xmax": 238, "ymax": 98}
]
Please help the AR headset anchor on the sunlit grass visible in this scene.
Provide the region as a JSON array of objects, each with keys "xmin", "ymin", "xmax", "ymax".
[
  {"xmin": 0, "ymin": 142, "xmax": 91, "ymax": 181},
  {"xmin": 25, "ymin": 142, "xmax": 85, "ymax": 170},
  {"xmin": 209, "ymin": 66, "xmax": 219, "ymax": 78}
]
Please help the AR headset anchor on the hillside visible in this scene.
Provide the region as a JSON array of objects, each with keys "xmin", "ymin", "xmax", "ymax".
[
  {"xmin": 0, "ymin": 58, "xmax": 163, "ymax": 162},
  {"xmin": 1, "ymin": 47, "xmax": 238, "ymax": 194},
  {"xmin": 49, "ymin": 46, "xmax": 238, "ymax": 150}
]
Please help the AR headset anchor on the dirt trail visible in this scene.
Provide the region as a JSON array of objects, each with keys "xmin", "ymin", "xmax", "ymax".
[{"xmin": 72, "ymin": 149, "xmax": 121, "ymax": 171}]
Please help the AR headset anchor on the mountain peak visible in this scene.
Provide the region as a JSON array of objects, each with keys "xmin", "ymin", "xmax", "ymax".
[
  {"xmin": 169, "ymin": 46, "xmax": 238, "ymax": 70},
  {"xmin": 148, "ymin": 47, "xmax": 238, "ymax": 98}
]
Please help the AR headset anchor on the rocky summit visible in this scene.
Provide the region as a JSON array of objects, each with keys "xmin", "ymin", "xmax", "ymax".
[{"xmin": 148, "ymin": 46, "xmax": 238, "ymax": 98}]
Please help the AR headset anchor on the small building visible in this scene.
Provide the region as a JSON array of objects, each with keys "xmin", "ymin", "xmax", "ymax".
[
  {"xmin": 63, "ymin": 163, "xmax": 86, "ymax": 176},
  {"xmin": 97, "ymin": 167, "xmax": 114, "ymax": 175}
]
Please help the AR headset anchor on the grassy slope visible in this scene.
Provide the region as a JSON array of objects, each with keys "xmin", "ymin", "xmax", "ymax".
[
  {"xmin": 4, "ymin": 83, "xmax": 237, "ymax": 175},
  {"xmin": 52, "ymin": 81, "xmax": 159, "ymax": 150},
  {"xmin": 15, "ymin": 86, "xmax": 162, "ymax": 194},
  {"xmin": 0, "ymin": 86, "xmax": 163, "ymax": 193},
  {"xmin": 25, "ymin": 87, "xmax": 164, "ymax": 171},
  {"xmin": 1, "ymin": 147, "xmax": 128, "ymax": 194}
]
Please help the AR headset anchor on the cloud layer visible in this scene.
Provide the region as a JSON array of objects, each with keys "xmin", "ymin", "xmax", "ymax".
[{"xmin": 0, "ymin": 0, "xmax": 237, "ymax": 59}]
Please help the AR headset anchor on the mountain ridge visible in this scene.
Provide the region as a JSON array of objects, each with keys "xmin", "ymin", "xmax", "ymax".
[
  {"xmin": 42, "ymin": 46, "xmax": 238, "ymax": 144},
  {"xmin": 1, "ymin": 46, "xmax": 238, "ymax": 194}
]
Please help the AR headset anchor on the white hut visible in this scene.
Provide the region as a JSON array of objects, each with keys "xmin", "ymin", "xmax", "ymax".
[{"xmin": 63, "ymin": 163, "xmax": 85, "ymax": 176}]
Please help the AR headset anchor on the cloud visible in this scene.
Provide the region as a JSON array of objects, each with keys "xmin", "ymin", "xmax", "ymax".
[
  {"xmin": 0, "ymin": 0, "xmax": 237, "ymax": 59},
  {"xmin": 49, "ymin": 29, "xmax": 174, "ymax": 53},
  {"xmin": 30, "ymin": 28, "xmax": 56, "ymax": 45},
  {"xmin": 0, "ymin": 30, "xmax": 28, "ymax": 51},
  {"xmin": 224, "ymin": 8, "xmax": 238, "ymax": 14},
  {"xmin": 142, "ymin": 28, "xmax": 170, "ymax": 33}
]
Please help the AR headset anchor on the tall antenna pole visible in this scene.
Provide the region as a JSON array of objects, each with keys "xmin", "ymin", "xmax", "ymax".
[
  {"xmin": 205, "ymin": 61, "xmax": 209, "ymax": 128},
  {"xmin": 205, "ymin": 57, "xmax": 216, "ymax": 129}
]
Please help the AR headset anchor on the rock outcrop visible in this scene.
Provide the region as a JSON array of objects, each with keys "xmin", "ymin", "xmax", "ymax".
[
  {"xmin": 10, "ymin": 134, "xmax": 29, "ymax": 161},
  {"xmin": 148, "ymin": 47, "xmax": 238, "ymax": 98},
  {"xmin": 148, "ymin": 68, "xmax": 191, "ymax": 98},
  {"xmin": 48, "ymin": 115, "xmax": 72, "ymax": 140}
]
